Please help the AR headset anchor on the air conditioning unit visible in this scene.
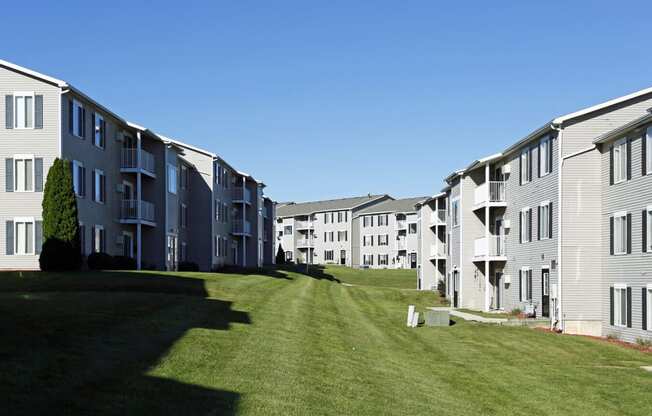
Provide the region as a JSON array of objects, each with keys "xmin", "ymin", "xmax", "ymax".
[
  {"xmin": 116, "ymin": 184, "xmax": 125, "ymax": 193},
  {"xmin": 502, "ymin": 164, "xmax": 511, "ymax": 175},
  {"xmin": 503, "ymin": 219, "xmax": 511, "ymax": 229},
  {"xmin": 503, "ymin": 274, "xmax": 511, "ymax": 284}
]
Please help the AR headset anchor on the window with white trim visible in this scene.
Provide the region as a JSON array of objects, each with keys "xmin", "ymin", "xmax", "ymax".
[
  {"xmin": 539, "ymin": 202, "xmax": 551, "ymax": 240},
  {"xmin": 613, "ymin": 138, "xmax": 628, "ymax": 184},
  {"xmin": 284, "ymin": 225, "xmax": 292, "ymax": 235},
  {"xmin": 363, "ymin": 215, "xmax": 373, "ymax": 227},
  {"xmin": 363, "ymin": 254, "xmax": 374, "ymax": 266},
  {"xmin": 539, "ymin": 137, "xmax": 551, "ymax": 176},
  {"xmin": 14, "ymin": 93, "xmax": 34, "ymax": 129},
  {"xmin": 13, "ymin": 155, "xmax": 34, "ymax": 192},
  {"xmin": 93, "ymin": 225, "xmax": 105, "ymax": 253},
  {"xmin": 378, "ymin": 214, "xmax": 388, "ymax": 226},
  {"xmin": 14, "ymin": 218, "xmax": 35, "ymax": 255},
  {"xmin": 647, "ymin": 207, "xmax": 652, "ymax": 253},
  {"xmin": 613, "ymin": 212, "xmax": 627, "ymax": 255},
  {"xmin": 93, "ymin": 169, "xmax": 105, "ymax": 203},
  {"xmin": 520, "ymin": 149, "xmax": 531, "ymax": 184},
  {"xmin": 520, "ymin": 208, "xmax": 532, "ymax": 243},
  {"xmin": 408, "ymin": 223, "xmax": 417, "ymax": 234},
  {"xmin": 93, "ymin": 113, "xmax": 105, "ymax": 149},
  {"xmin": 520, "ymin": 268, "xmax": 532, "ymax": 302},
  {"xmin": 180, "ymin": 203, "xmax": 188, "ymax": 228},
  {"xmin": 646, "ymin": 285, "xmax": 652, "ymax": 331},
  {"xmin": 180, "ymin": 165, "xmax": 189, "ymax": 190},
  {"xmin": 613, "ymin": 284, "xmax": 627, "ymax": 327},
  {"xmin": 378, "ymin": 254, "xmax": 389, "ymax": 266},
  {"xmin": 72, "ymin": 99, "xmax": 84, "ymax": 138},
  {"xmin": 167, "ymin": 164, "xmax": 178, "ymax": 194},
  {"xmin": 363, "ymin": 235, "xmax": 373, "ymax": 247},
  {"xmin": 73, "ymin": 160, "xmax": 84, "ymax": 197},
  {"xmin": 324, "ymin": 250, "xmax": 334, "ymax": 261},
  {"xmin": 452, "ymin": 199, "xmax": 459, "ymax": 227},
  {"xmin": 646, "ymin": 127, "xmax": 652, "ymax": 176},
  {"xmin": 337, "ymin": 230, "xmax": 348, "ymax": 241},
  {"xmin": 378, "ymin": 234, "xmax": 389, "ymax": 246}
]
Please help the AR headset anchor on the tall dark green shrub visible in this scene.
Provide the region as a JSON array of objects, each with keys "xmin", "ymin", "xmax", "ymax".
[
  {"xmin": 39, "ymin": 158, "xmax": 81, "ymax": 271},
  {"xmin": 275, "ymin": 243, "xmax": 286, "ymax": 265}
]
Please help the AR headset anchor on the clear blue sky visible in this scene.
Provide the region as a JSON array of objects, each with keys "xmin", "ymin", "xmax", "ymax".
[{"xmin": 4, "ymin": 1, "xmax": 652, "ymax": 202}]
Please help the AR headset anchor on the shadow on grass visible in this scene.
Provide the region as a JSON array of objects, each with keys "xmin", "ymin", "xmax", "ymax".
[
  {"xmin": 272, "ymin": 264, "xmax": 341, "ymax": 283},
  {"xmin": 0, "ymin": 272, "xmax": 249, "ymax": 415}
]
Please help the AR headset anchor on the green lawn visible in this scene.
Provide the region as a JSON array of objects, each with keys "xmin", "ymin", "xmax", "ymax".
[{"xmin": 1, "ymin": 267, "xmax": 651, "ymax": 415}]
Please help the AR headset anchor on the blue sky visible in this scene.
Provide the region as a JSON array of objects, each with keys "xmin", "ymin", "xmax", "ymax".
[{"xmin": 4, "ymin": 1, "xmax": 652, "ymax": 202}]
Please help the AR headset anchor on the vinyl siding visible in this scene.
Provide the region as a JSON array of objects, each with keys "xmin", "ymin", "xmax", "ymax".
[{"xmin": 0, "ymin": 67, "xmax": 60, "ymax": 269}]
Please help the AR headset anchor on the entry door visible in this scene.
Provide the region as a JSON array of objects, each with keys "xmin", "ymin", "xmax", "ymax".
[
  {"xmin": 123, "ymin": 233, "xmax": 133, "ymax": 258},
  {"xmin": 410, "ymin": 252, "xmax": 417, "ymax": 269},
  {"xmin": 123, "ymin": 182, "xmax": 133, "ymax": 200},
  {"xmin": 542, "ymin": 269, "xmax": 550, "ymax": 317},
  {"xmin": 340, "ymin": 250, "xmax": 346, "ymax": 265},
  {"xmin": 453, "ymin": 270, "xmax": 459, "ymax": 307},
  {"xmin": 167, "ymin": 235, "xmax": 178, "ymax": 271},
  {"xmin": 494, "ymin": 272, "xmax": 503, "ymax": 310}
]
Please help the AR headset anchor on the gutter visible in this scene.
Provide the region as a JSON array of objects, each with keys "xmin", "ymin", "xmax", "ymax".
[{"xmin": 553, "ymin": 122, "xmax": 564, "ymax": 332}]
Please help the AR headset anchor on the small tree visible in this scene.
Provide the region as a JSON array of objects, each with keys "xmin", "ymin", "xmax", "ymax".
[
  {"xmin": 275, "ymin": 243, "xmax": 286, "ymax": 265},
  {"xmin": 40, "ymin": 158, "xmax": 81, "ymax": 271}
]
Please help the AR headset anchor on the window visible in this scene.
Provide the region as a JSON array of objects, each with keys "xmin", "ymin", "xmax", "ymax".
[
  {"xmin": 646, "ymin": 285, "xmax": 652, "ymax": 331},
  {"xmin": 646, "ymin": 207, "xmax": 652, "ymax": 253},
  {"xmin": 71, "ymin": 99, "xmax": 85, "ymax": 138},
  {"xmin": 338, "ymin": 231, "xmax": 348, "ymax": 241},
  {"xmin": 408, "ymin": 223, "xmax": 417, "ymax": 234},
  {"xmin": 329, "ymin": 231, "xmax": 334, "ymax": 242},
  {"xmin": 180, "ymin": 203, "xmax": 188, "ymax": 228},
  {"xmin": 14, "ymin": 93, "xmax": 34, "ymax": 129},
  {"xmin": 181, "ymin": 165, "xmax": 189, "ymax": 190},
  {"xmin": 378, "ymin": 214, "xmax": 388, "ymax": 226},
  {"xmin": 363, "ymin": 254, "xmax": 374, "ymax": 266},
  {"xmin": 13, "ymin": 155, "xmax": 34, "ymax": 192},
  {"xmin": 93, "ymin": 169, "xmax": 105, "ymax": 203},
  {"xmin": 79, "ymin": 223, "xmax": 86, "ymax": 256},
  {"xmin": 520, "ymin": 208, "xmax": 532, "ymax": 243},
  {"xmin": 378, "ymin": 234, "xmax": 389, "ymax": 246},
  {"xmin": 612, "ymin": 138, "xmax": 628, "ymax": 184},
  {"xmin": 324, "ymin": 250, "xmax": 334, "ymax": 261},
  {"xmin": 612, "ymin": 212, "xmax": 628, "ymax": 255},
  {"xmin": 284, "ymin": 225, "xmax": 292, "ymax": 235},
  {"xmin": 285, "ymin": 251, "xmax": 293, "ymax": 261},
  {"xmin": 180, "ymin": 242, "xmax": 187, "ymax": 261},
  {"xmin": 72, "ymin": 160, "xmax": 85, "ymax": 197},
  {"xmin": 613, "ymin": 284, "xmax": 628, "ymax": 327},
  {"xmin": 363, "ymin": 215, "xmax": 374, "ymax": 227},
  {"xmin": 520, "ymin": 268, "xmax": 532, "ymax": 302},
  {"xmin": 93, "ymin": 113, "xmax": 105, "ymax": 149},
  {"xmin": 14, "ymin": 218, "xmax": 35, "ymax": 255},
  {"xmin": 92, "ymin": 225, "xmax": 105, "ymax": 253},
  {"xmin": 520, "ymin": 148, "xmax": 532, "ymax": 184},
  {"xmin": 378, "ymin": 254, "xmax": 389, "ymax": 266},
  {"xmin": 646, "ymin": 127, "xmax": 652, "ymax": 176},
  {"xmin": 167, "ymin": 164, "xmax": 178, "ymax": 194},
  {"xmin": 539, "ymin": 137, "xmax": 551, "ymax": 176},
  {"xmin": 363, "ymin": 235, "xmax": 374, "ymax": 247},
  {"xmin": 452, "ymin": 199, "xmax": 459, "ymax": 227},
  {"xmin": 539, "ymin": 202, "xmax": 551, "ymax": 240},
  {"xmin": 338, "ymin": 211, "xmax": 346, "ymax": 223}
]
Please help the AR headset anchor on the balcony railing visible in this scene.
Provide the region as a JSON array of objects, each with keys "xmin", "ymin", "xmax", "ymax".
[
  {"xmin": 474, "ymin": 235, "xmax": 506, "ymax": 258},
  {"xmin": 396, "ymin": 220, "xmax": 407, "ymax": 229},
  {"xmin": 232, "ymin": 187, "xmax": 252, "ymax": 203},
  {"xmin": 120, "ymin": 199, "xmax": 155, "ymax": 222},
  {"xmin": 295, "ymin": 220, "xmax": 313, "ymax": 229},
  {"xmin": 232, "ymin": 220, "xmax": 252, "ymax": 235},
  {"xmin": 430, "ymin": 210, "xmax": 446, "ymax": 225},
  {"xmin": 121, "ymin": 148, "xmax": 156, "ymax": 175},
  {"xmin": 429, "ymin": 243, "xmax": 447, "ymax": 258},
  {"xmin": 397, "ymin": 238, "xmax": 406, "ymax": 250},
  {"xmin": 475, "ymin": 181, "xmax": 506, "ymax": 205},
  {"xmin": 296, "ymin": 238, "xmax": 315, "ymax": 247}
]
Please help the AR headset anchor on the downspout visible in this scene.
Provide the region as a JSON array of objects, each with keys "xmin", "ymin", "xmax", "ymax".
[{"xmin": 552, "ymin": 122, "xmax": 563, "ymax": 332}]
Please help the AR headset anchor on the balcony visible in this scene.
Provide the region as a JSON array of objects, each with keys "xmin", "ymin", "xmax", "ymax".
[
  {"xmin": 396, "ymin": 238, "xmax": 406, "ymax": 250},
  {"xmin": 120, "ymin": 199, "xmax": 156, "ymax": 225},
  {"xmin": 429, "ymin": 210, "xmax": 446, "ymax": 227},
  {"xmin": 120, "ymin": 148, "xmax": 156, "ymax": 178},
  {"xmin": 295, "ymin": 220, "xmax": 313, "ymax": 230},
  {"xmin": 232, "ymin": 187, "xmax": 252, "ymax": 204},
  {"xmin": 428, "ymin": 243, "xmax": 447, "ymax": 260},
  {"xmin": 396, "ymin": 220, "xmax": 407, "ymax": 229},
  {"xmin": 232, "ymin": 220, "xmax": 252, "ymax": 236},
  {"xmin": 473, "ymin": 235, "xmax": 507, "ymax": 260},
  {"xmin": 474, "ymin": 181, "xmax": 506, "ymax": 210},
  {"xmin": 296, "ymin": 238, "xmax": 315, "ymax": 248}
]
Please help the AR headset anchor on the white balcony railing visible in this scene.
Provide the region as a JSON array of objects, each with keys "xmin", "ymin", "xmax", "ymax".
[
  {"xmin": 296, "ymin": 238, "xmax": 315, "ymax": 247},
  {"xmin": 396, "ymin": 220, "xmax": 407, "ymax": 229},
  {"xmin": 397, "ymin": 238, "xmax": 406, "ymax": 250},
  {"xmin": 429, "ymin": 243, "xmax": 447, "ymax": 258},
  {"xmin": 121, "ymin": 148, "xmax": 156, "ymax": 175},
  {"xmin": 430, "ymin": 210, "xmax": 446, "ymax": 225},
  {"xmin": 295, "ymin": 220, "xmax": 313, "ymax": 229},
  {"xmin": 474, "ymin": 235, "xmax": 506, "ymax": 258},
  {"xmin": 232, "ymin": 220, "xmax": 252, "ymax": 235},
  {"xmin": 475, "ymin": 181, "xmax": 506, "ymax": 205},
  {"xmin": 233, "ymin": 187, "xmax": 252, "ymax": 203},
  {"xmin": 120, "ymin": 199, "xmax": 155, "ymax": 222}
]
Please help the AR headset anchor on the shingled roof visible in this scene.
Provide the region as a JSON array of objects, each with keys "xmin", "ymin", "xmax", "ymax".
[{"xmin": 276, "ymin": 194, "xmax": 388, "ymax": 217}]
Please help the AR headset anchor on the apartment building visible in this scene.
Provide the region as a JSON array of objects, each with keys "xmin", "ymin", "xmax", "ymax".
[
  {"xmin": 415, "ymin": 192, "xmax": 448, "ymax": 291},
  {"xmin": 353, "ymin": 197, "xmax": 426, "ymax": 270},
  {"xmin": 417, "ymin": 86, "xmax": 652, "ymax": 337},
  {"xmin": 0, "ymin": 59, "xmax": 273, "ymax": 271},
  {"xmin": 594, "ymin": 112, "xmax": 652, "ymax": 342},
  {"xmin": 275, "ymin": 195, "xmax": 391, "ymax": 266}
]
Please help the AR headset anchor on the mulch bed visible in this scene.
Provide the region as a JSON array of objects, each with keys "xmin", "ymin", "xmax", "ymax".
[{"xmin": 533, "ymin": 327, "xmax": 652, "ymax": 353}]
